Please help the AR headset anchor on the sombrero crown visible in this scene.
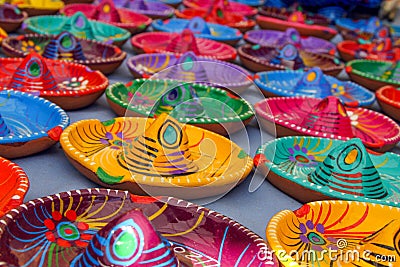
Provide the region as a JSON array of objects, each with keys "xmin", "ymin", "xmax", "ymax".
[
  {"xmin": 70, "ymin": 209, "xmax": 178, "ymax": 266},
  {"xmin": 43, "ymin": 31, "xmax": 86, "ymax": 61},
  {"xmin": 123, "ymin": 113, "xmax": 200, "ymax": 176},
  {"xmin": 309, "ymin": 138, "xmax": 387, "ymax": 199}
]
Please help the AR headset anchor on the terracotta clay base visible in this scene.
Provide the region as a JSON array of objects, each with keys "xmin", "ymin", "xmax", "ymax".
[
  {"xmin": 337, "ymin": 50, "xmax": 355, "ymax": 62},
  {"xmin": 21, "ymin": 8, "xmax": 59, "ymax": 17},
  {"xmin": 44, "ymin": 90, "xmax": 105, "ymax": 110},
  {"xmin": 239, "ymin": 53, "xmax": 342, "ymax": 77},
  {"xmin": 107, "ymin": 98, "xmax": 254, "ymax": 135},
  {"xmin": 64, "ymin": 153, "xmax": 246, "ymax": 200},
  {"xmin": 0, "ymin": 137, "xmax": 56, "ymax": 158},
  {"xmin": 87, "ymin": 60, "xmax": 125, "ymax": 75},
  {"xmin": 266, "ymin": 168, "xmax": 337, "ymax": 203},
  {"xmin": 347, "ymin": 72, "xmax": 395, "ymax": 91},
  {"xmin": 377, "ymin": 99, "xmax": 400, "ymax": 121},
  {"xmin": 258, "ymin": 115, "xmax": 395, "ymax": 153},
  {"xmin": 256, "ymin": 17, "xmax": 336, "ymax": 40},
  {"xmin": 0, "ymin": 21, "xmax": 24, "ymax": 33}
]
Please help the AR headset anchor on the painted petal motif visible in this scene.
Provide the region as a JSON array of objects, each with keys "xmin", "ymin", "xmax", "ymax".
[
  {"xmin": 0, "ymin": 189, "xmax": 275, "ymax": 266},
  {"xmin": 267, "ymin": 201, "xmax": 400, "ymax": 267}
]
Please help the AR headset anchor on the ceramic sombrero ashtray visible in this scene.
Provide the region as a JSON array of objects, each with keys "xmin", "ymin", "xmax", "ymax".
[
  {"xmin": 100, "ymin": 0, "xmax": 175, "ymax": 19},
  {"xmin": 126, "ymin": 51, "xmax": 252, "ymax": 94},
  {"xmin": 266, "ymin": 200, "xmax": 400, "ymax": 267},
  {"xmin": 0, "ymin": 52, "xmax": 108, "ymax": 110},
  {"xmin": 131, "ymin": 30, "xmax": 237, "ymax": 61},
  {"xmin": 255, "ymin": 136, "xmax": 400, "ymax": 206},
  {"xmin": 244, "ymin": 28, "xmax": 336, "ymax": 55},
  {"xmin": 376, "ymin": 85, "xmax": 400, "ymax": 121},
  {"xmin": 0, "ymin": 188, "xmax": 278, "ymax": 266},
  {"xmin": 256, "ymin": 6, "xmax": 337, "ymax": 40},
  {"xmin": 2, "ymin": 32, "xmax": 126, "ymax": 75},
  {"xmin": 22, "ymin": 12, "xmax": 131, "ymax": 47},
  {"xmin": 60, "ymin": 0, "xmax": 152, "ymax": 34},
  {"xmin": 0, "ymin": 4, "xmax": 27, "ymax": 32},
  {"xmin": 337, "ymin": 38, "xmax": 400, "ymax": 62},
  {"xmin": 7, "ymin": 0, "xmax": 64, "ymax": 16},
  {"xmin": 152, "ymin": 17, "xmax": 243, "ymax": 46},
  {"xmin": 176, "ymin": 1, "xmax": 256, "ymax": 32},
  {"xmin": 60, "ymin": 114, "xmax": 253, "ymax": 200},
  {"xmin": 0, "ymin": 157, "xmax": 29, "ymax": 217},
  {"xmin": 346, "ymin": 59, "xmax": 400, "ymax": 91},
  {"xmin": 255, "ymin": 96, "xmax": 400, "ymax": 152},
  {"xmin": 254, "ymin": 67, "xmax": 375, "ymax": 107},
  {"xmin": 336, "ymin": 16, "xmax": 400, "ymax": 41},
  {"xmin": 182, "ymin": 0, "xmax": 258, "ymax": 17},
  {"xmin": 238, "ymin": 43, "xmax": 343, "ymax": 76},
  {"xmin": 106, "ymin": 78, "xmax": 254, "ymax": 135},
  {"xmin": 0, "ymin": 90, "xmax": 69, "ymax": 158}
]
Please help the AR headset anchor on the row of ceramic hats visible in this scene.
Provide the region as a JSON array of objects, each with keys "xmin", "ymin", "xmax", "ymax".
[
  {"xmin": 0, "ymin": 1, "xmax": 398, "ymax": 266},
  {"xmin": 0, "ymin": 102, "xmax": 399, "ymax": 266}
]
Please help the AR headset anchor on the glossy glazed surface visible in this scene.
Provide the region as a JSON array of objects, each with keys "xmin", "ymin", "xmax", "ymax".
[
  {"xmin": 254, "ymin": 68, "xmax": 375, "ymax": 107},
  {"xmin": 0, "ymin": 188, "xmax": 277, "ymax": 266},
  {"xmin": 60, "ymin": 115, "xmax": 253, "ymax": 199},
  {"xmin": 23, "ymin": 12, "xmax": 130, "ymax": 45},
  {"xmin": 255, "ymin": 96, "xmax": 400, "ymax": 150},
  {"xmin": 256, "ymin": 136, "xmax": 400, "ymax": 206},
  {"xmin": 267, "ymin": 200, "xmax": 400, "ymax": 266}
]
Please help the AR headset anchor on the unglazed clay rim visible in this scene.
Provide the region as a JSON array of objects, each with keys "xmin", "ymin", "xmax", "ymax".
[
  {"xmin": 256, "ymin": 136, "xmax": 400, "ymax": 207},
  {"xmin": 0, "ymin": 57, "xmax": 109, "ymax": 97},
  {"xmin": 2, "ymin": 33, "xmax": 127, "ymax": 68},
  {"xmin": 130, "ymin": 32, "xmax": 237, "ymax": 61},
  {"xmin": 266, "ymin": 200, "xmax": 399, "ymax": 267},
  {"xmin": 346, "ymin": 59, "xmax": 400, "ymax": 86},
  {"xmin": 255, "ymin": 15, "xmax": 337, "ymax": 35},
  {"xmin": 259, "ymin": 6, "xmax": 330, "ymax": 25},
  {"xmin": 60, "ymin": 118, "xmax": 254, "ymax": 187},
  {"xmin": 254, "ymin": 69, "xmax": 376, "ymax": 106},
  {"xmin": 0, "ymin": 157, "xmax": 29, "ymax": 216},
  {"xmin": 0, "ymin": 6, "xmax": 28, "ymax": 25},
  {"xmin": 0, "ymin": 90, "xmax": 69, "ymax": 143},
  {"xmin": 23, "ymin": 14, "xmax": 131, "ymax": 44},
  {"xmin": 376, "ymin": 86, "xmax": 400, "ymax": 108},
  {"xmin": 181, "ymin": 0, "xmax": 258, "ymax": 16},
  {"xmin": 0, "ymin": 188, "xmax": 276, "ymax": 265},
  {"xmin": 126, "ymin": 53, "xmax": 252, "ymax": 89},
  {"xmin": 59, "ymin": 4, "xmax": 153, "ymax": 31},
  {"xmin": 151, "ymin": 18, "xmax": 243, "ymax": 43},
  {"xmin": 238, "ymin": 44, "xmax": 344, "ymax": 73},
  {"xmin": 255, "ymin": 96, "xmax": 400, "ymax": 145},
  {"xmin": 106, "ymin": 78, "xmax": 255, "ymax": 124}
]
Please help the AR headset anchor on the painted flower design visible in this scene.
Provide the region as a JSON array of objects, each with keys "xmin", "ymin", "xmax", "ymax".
[
  {"xmin": 100, "ymin": 131, "xmax": 132, "ymax": 150},
  {"xmin": 299, "ymin": 220, "xmax": 338, "ymax": 251},
  {"xmin": 21, "ymin": 40, "xmax": 41, "ymax": 53},
  {"xmin": 44, "ymin": 210, "xmax": 93, "ymax": 248},
  {"xmin": 59, "ymin": 76, "xmax": 89, "ymax": 91},
  {"xmin": 288, "ymin": 144, "xmax": 318, "ymax": 167}
]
